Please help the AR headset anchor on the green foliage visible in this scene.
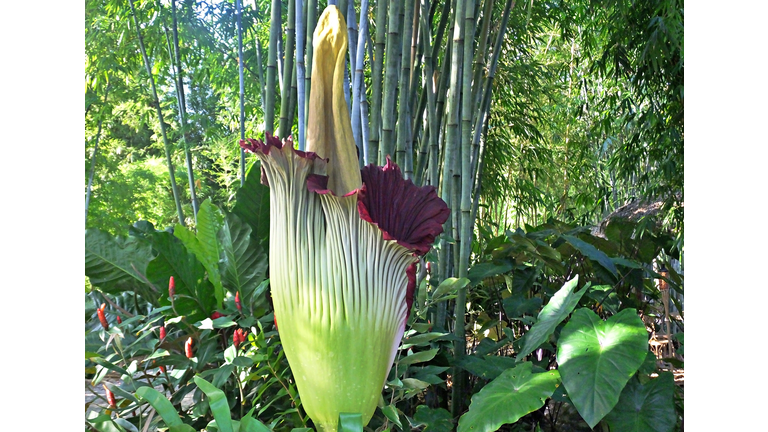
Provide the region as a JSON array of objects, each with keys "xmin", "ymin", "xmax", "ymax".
[
  {"xmin": 86, "ymin": 0, "xmax": 683, "ymax": 429},
  {"xmin": 557, "ymin": 308, "xmax": 649, "ymax": 428},
  {"xmin": 605, "ymin": 372, "xmax": 677, "ymax": 432},
  {"xmin": 457, "ymin": 363, "xmax": 561, "ymax": 432}
]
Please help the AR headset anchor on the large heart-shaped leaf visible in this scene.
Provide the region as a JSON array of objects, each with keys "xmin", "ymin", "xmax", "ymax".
[
  {"xmin": 85, "ymin": 228, "xmax": 154, "ymax": 299},
  {"xmin": 218, "ymin": 211, "xmax": 268, "ymax": 308},
  {"xmin": 175, "ymin": 200, "xmax": 225, "ymax": 308},
  {"xmin": 457, "ymin": 362, "xmax": 561, "ymax": 432},
  {"xmin": 605, "ymin": 372, "xmax": 677, "ymax": 432},
  {"xmin": 516, "ymin": 276, "xmax": 587, "ymax": 361},
  {"xmin": 557, "ymin": 308, "xmax": 649, "ymax": 428}
]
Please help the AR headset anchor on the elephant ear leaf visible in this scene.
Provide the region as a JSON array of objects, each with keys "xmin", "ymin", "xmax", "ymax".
[
  {"xmin": 605, "ymin": 372, "xmax": 677, "ymax": 432},
  {"xmin": 557, "ymin": 308, "xmax": 649, "ymax": 428},
  {"xmin": 457, "ymin": 362, "xmax": 561, "ymax": 432}
]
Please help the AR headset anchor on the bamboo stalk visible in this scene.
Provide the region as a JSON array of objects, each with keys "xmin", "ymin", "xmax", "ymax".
[
  {"xmin": 380, "ymin": 0, "xmax": 403, "ymax": 164},
  {"xmin": 170, "ymin": 0, "xmax": 200, "ymax": 222},
  {"xmin": 279, "ymin": 0, "xmax": 296, "ymax": 139},
  {"xmin": 368, "ymin": 0, "xmax": 388, "ymax": 165},
  {"xmin": 85, "ymin": 81, "xmax": 111, "ymax": 228},
  {"xmin": 444, "ymin": 0, "xmax": 469, "ymax": 417},
  {"xmin": 304, "ymin": 0, "xmax": 318, "ymax": 137},
  {"xmin": 346, "ymin": 0, "xmax": 359, "ymax": 141},
  {"xmin": 396, "ymin": 0, "xmax": 415, "ymax": 176},
  {"xmin": 351, "ymin": 0, "xmax": 370, "ymax": 164},
  {"xmin": 128, "ymin": 0, "xmax": 186, "ymax": 226},
  {"xmin": 266, "ymin": 0, "xmax": 281, "ymax": 135},
  {"xmin": 237, "ymin": 0, "xmax": 246, "ymax": 185},
  {"xmin": 296, "ymin": 0, "xmax": 306, "ymax": 149}
]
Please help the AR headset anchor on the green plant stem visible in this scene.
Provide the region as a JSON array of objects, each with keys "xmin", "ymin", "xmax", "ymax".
[
  {"xmin": 128, "ymin": 0, "xmax": 186, "ymax": 226},
  {"xmin": 266, "ymin": 0, "xmax": 281, "ymax": 135}
]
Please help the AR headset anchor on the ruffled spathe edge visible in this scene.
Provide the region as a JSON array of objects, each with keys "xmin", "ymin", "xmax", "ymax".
[{"xmin": 357, "ymin": 157, "xmax": 450, "ymax": 256}]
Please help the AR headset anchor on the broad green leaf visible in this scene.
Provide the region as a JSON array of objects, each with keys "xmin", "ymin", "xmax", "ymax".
[
  {"xmin": 168, "ymin": 426, "xmax": 197, "ymax": 432},
  {"xmin": 87, "ymin": 413, "xmax": 128, "ymax": 432},
  {"xmin": 232, "ymin": 161, "xmax": 271, "ymax": 251},
  {"xmin": 175, "ymin": 200, "xmax": 226, "ymax": 308},
  {"xmin": 239, "ymin": 410, "xmax": 272, "ymax": 432},
  {"xmin": 557, "ymin": 308, "xmax": 649, "ymax": 428},
  {"xmin": 562, "ymin": 234, "xmax": 617, "ymax": 278},
  {"xmin": 218, "ymin": 211, "xmax": 268, "ymax": 306},
  {"xmin": 380, "ymin": 406, "xmax": 402, "ymax": 429},
  {"xmin": 516, "ymin": 276, "xmax": 587, "ymax": 361},
  {"xmin": 85, "ymin": 228, "xmax": 154, "ymax": 299},
  {"xmin": 413, "ymin": 406, "xmax": 453, "ymax": 432},
  {"xmin": 402, "ymin": 378, "xmax": 431, "ymax": 389},
  {"xmin": 135, "ymin": 386, "xmax": 184, "ymax": 427},
  {"xmin": 467, "ymin": 260, "xmax": 513, "ymax": 286},
  {"xmin": 502, "ymin": 293, "xmax": 542, "ymax": 318},
  {"xmin": 339, "ymin": 413, "xmax": 364, "ymax": 432},
  {"xmin": 457, "ymin": 362, "xmax": 560, "ymax": 432},
  {"xmin": 194, "ymin": 375, "xmax": 234, "ymax": 432},
  {"xmin": 113, "ymin": 418, "xmax": 139, "ymax": 432},
  {"xmin": 398, "ymin": 348, "xmax": 439, "ymax": 366},
  {"xmin": 454, "ymin": 355, "xmax": 517, "ymax": 381},
  {"xmin": 432, "ymin": 277, "xmax": 470, "ymax": 301},
  {"xmin": 605, "ymin": 373, "xmax": 677, "ymax": 432},
  {"xmin": 143, "ymin": 225, "xmax": 213, "ymax": 319},
  {"xmin": 401, "ymin": 332, "xmax": 449, "ymax": 349}
]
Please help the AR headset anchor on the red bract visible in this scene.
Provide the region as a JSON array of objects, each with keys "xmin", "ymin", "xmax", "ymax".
[
  {"xmin": 159, "ymin": 326, "xmax": 166, "ymax": 340},
  {"xmin": 116, "ymin": 316, "xmax": 122, "ymax": 324},
  {"xmin": 235, "ymin": 292, "xmax": 242, "ymax": 312},
  {"xmin": 210, "ymin": 311, "xmax": 224, "ymax": 320},
  {"xmin": 274, "ymin": 314, "xmax": 278, "ymax": 331},
  {"xmin": 159, "ymin": 365, "xmax": 166, "ymax": 374},
  {"xmin": 233, "ymin": 328, "xmax": 249, "ymax": 348},
  {"xmin": 103, "ymin": 384, "xmax": 116, "ymax": 407},
  {"xmin": 169, "ymin": 276, "xmax": 176, "ymax": 298},
  {"xmin": 185, "ymin": 337, "xmax": 194, "ymax": 358},
  {"xmin": 97, "ymin": 304, "xmax": 109, "ymax": 330}
]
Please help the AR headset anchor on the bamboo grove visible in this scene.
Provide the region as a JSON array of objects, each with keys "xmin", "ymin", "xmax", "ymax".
[{"xmin": 85, "ymin": 0, "xmax": 684, "ymax": 421}]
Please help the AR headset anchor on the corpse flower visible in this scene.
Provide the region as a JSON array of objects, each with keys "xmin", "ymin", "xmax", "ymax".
[{"xmin": 240, "ymin": 6, "xmax": 449, "ymax": 431}]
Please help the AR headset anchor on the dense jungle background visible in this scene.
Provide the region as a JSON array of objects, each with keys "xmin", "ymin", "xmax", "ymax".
[{"xmin": 83, "ymin": 0, "xmax": 685, "ymax": 431}]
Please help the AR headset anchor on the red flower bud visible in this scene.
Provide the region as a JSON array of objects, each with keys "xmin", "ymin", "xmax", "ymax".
[
  {"xmin": 233, "ymin": 328, "xmax": 248, "ymax": 348},
  {"xmin": 210, "ymin": 311, "xmax": 224, "ymax": 320},
  {"xmin": 169, "ymin": 276, "xmax": 176, "ymax": 298},
  {"xmin": 97, "ymin": 303, "xmax": 109, "ymax": 330},
  {"xmin": 116, "ymin": 316, "xmax": 122, "ymax": 324},
  {"xmin": 235, "ymin": 292, "xmax": 242, "ymax": 312},
  {"xmin": 159, "ymin": 365, "xmax": 166, "ymax": 374},
  {"xmin": 274, "ymin": 313, "xmax": 278, "ymax": 331},
  {"xmin": 159, "ymin": 326, "xmax": 166, "ymax": 340},
  {"xmin": 185, "ymin": 337, "xmax": 194, "ymax": 358},
  {"xmin": 103, "ymin": 384, "xmax": 116, "ymax": 407},
  {"xmin": 426, "ymin": 262, "xmax": 432, "ymax": 273}
]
